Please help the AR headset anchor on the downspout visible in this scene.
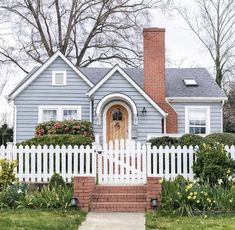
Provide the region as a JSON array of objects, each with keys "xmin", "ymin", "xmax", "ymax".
[
  {"xmin": 221, "ymin": 100, "xmax": 225, "ymax": 133},
  {"xmin": 89, "ymin": 96, "xmax": 94, "ymax": 123},
  {"xmin": 164, "ymin": 115, "xmax": 167, "ymax": 134}
]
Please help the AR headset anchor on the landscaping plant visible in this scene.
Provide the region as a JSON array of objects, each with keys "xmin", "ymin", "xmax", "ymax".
[
  {"xmin": 193, "ymin": 143, "xmax": 235, "ymax": 187},
  {"xmin": 0, "ymin": 159, "xmax": 17, "ymax": 190},
  {"xmin": 35, "ymin": 120, "xmax": 93, "ymax": 139},
  {"xmin": 18, "ymin": 134, "xmax": 93, "ymax": 147}
]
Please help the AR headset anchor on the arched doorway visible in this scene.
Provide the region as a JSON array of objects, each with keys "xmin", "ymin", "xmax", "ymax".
[{"xmin": 106, "ymin": 104, "xmax": 128, "ymax": 143}]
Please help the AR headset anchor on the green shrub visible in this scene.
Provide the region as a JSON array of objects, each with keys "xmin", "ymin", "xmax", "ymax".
[
  {"xmin": 0, "ymin": 123, "xmax": 13, "ymax": 146},
  {"xmin": 204, "ymin": 133, "xmax": 235, "ymax": 146},
  {"xmin": 193, "ymin": 143, "xmax": 235, "ymax": 187},
  {"xmin": 21, "ymin": 185, "xmax": 73, "ymax": 209},
  {"xmin": 162, "ymin": 178, "xmax": 235, "ymax": 216},
  {"xmin": 0, "ymin": 159, "xmax": 17, "ymax": 190},
  {"xmin": 162, "ymin": 178, "xmax": 216, "ymax": 216},
  {"xmin": 148, "ymin": 136, "xmax": 179, "ymax": 147},
  {"xmin": 18, "ymin": 134, "xmax": 93, "ymax": 147},
  {"xmin": 49, "ymin": 173, "xmax": 65, "ymax": 188},
  {"xmin": 178, "ymin": 134, "xmax": 203, "ymax": 147},
  {"xmin": 0, "ymin": 183, "xmax": 27, "ymax": 208},
  {"xmin": 35, "ymin": 120, "xmax": 94, "ymax": 139}
]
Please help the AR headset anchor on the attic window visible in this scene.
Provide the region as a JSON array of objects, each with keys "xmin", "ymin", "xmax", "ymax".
[
  {"xmin": 183, "ymin": 79, "xmax": 198, "ymax": 86},
  {"xmin": 52, "ymin": 71, "xmax": 67, "ymax": 85}
]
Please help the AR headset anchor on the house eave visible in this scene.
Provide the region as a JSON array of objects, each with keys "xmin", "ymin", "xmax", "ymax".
[{"xmin": 166, "ymin": 97, "xmax": 228, "ymax": 103}]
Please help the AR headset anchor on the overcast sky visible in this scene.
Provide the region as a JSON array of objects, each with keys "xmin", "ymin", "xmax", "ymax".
[{"xmin": 0, "ymin": 3, "xmax": 214, "ymax": 124}]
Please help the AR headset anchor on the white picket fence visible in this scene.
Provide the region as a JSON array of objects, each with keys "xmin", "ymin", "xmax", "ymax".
[
  {"xmin": 1, "ymin": 141, "xmax": 235, "ymax": 184},
  {"xmin": 0, "ymin": 144, "xmax": 96, "ymax": 182}
]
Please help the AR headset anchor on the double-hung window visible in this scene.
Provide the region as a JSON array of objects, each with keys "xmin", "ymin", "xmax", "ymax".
[
  {"xmin": 39, "ymin": 106, "xmax": 81, "ymax": 123},
  {"xmin": 185, "ymin": 106, "xmax": 210, "ymax": 135}
]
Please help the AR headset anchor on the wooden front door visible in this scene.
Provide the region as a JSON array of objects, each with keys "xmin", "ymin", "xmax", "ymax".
[{"xmin": 106, "ymin": 104, "xmax": 128, "ymax": 143}]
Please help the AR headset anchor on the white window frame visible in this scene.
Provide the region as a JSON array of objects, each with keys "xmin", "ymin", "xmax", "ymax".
[
  {"xmin": 52, "ymin": 70, "xmax": 67, "ymax": 86},
  {"xmin": 185, "ymin": 106, "xmax": 210, "ymax": 135},
  {"xmin": 38, "ymin": 105, "xmax": 81, "ymax": 123}
]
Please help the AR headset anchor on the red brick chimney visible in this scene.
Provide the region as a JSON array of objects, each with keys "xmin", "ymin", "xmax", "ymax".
[{"xmin": 144, "ymin": 28, "xmax": 178, "ymax": 133}]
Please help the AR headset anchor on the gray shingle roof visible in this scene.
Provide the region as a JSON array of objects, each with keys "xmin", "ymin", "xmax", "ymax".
[
  {"xmin": 9, "ymin": 66, "xmax": 226, "ymax": 99},
  {"xmin": 80, "ymin": 67, "xmax": 226, "ymax": 98}
]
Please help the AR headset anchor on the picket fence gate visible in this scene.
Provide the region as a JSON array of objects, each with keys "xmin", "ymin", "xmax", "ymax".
[{"xmin": 1, "ymin": 141, "xmax": 235, "ymax": 184}]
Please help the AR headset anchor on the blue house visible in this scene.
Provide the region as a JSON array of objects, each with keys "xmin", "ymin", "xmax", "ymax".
[{"xmin": 8, "ymin": 28, "xmax": 226, "ymax": 144}]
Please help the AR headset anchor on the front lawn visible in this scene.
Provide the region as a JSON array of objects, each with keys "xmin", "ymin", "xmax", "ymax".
[
  {"xmin": 0, "ymin": 208, "xmax": 86, "ymax": 230},
  {"xmin": 146, "ymin": 212, "xmax": 235, "ymax": 230}
]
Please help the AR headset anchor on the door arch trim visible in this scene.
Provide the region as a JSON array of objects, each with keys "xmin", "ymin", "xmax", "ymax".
[
  {"xmin": 103, "ymin": 101, "xmax": 132, "ymax": 144},
  {"xmin": 96, "ymin": 93, "xmax": 138, "ymax": 125}
]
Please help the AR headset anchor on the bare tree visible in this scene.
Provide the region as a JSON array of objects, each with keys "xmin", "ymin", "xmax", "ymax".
[
  {"xmin": 175, "ymin": 0, "xmax": 235, "ymax": 88},
  {"xmin": 0, "ymin": 64, "xmax": 10, "ymax": 96},
  {"xmin": 0, "ymin": 0, "xmax": 169, "ymax": 73}
]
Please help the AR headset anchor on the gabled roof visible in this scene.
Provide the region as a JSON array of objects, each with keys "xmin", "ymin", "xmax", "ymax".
[
  {"xmin": 8, "ymin": 51, "xmax": 94, "ymax": 100},
  {"xmin": 87, "ymin": 65, "xmax": 167, "ymax": 116},
  {"xmin": 80, "ymin": 67, "xmax": 226, "ymax": 99}
]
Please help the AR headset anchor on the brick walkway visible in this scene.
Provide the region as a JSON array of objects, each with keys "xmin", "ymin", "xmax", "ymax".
[{"xmin": 78, "ymin": 212, "xmax": 145, "ymax": 230}]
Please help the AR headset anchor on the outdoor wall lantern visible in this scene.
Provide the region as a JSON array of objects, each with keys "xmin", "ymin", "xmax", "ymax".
[
  {"xmin": 142, "ymin": 107, "xmax": 147, "ymax": 116},
  {"xmin": 70, "ymin": 197, "xmax": 78, "ymax": 208},
  {"xmin": 151, "ymin": 198, "xmax": 158, "ymax": 210}
]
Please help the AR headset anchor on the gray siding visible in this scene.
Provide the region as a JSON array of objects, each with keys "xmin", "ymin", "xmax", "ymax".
[
  {"xmin": 15, "ymin": 57, "xmax": 91, "ymax": 142},
  {"xmin": 92, "ymin": 71, "xmax": 163, "ymax": 143},
  {"xmin": 171, "ymin": 102, "xmax": 223, "ymax": 134}
]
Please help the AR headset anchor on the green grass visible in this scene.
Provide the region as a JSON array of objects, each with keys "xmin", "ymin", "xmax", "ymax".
[
  {"xmin": 146, "ymin": 212, "xmax": 235, "ymax": 230},
  {"xmin": 0, "ymin": 208, "xmax": 86, "ymax": 230}
]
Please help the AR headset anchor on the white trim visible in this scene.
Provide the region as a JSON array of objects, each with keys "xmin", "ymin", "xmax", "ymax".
[
  {"xmin": 96, "ymin": 93, "xmax": 138, "ymax": 125},
  {"xmin": 38, "ymin": 105, "xmax": 81, "ymax": 123},
  {"xmin": 52, "ymin": 70, "xmax": 67, "ymax": 85},
  {"xmin": 167, "ymin": 97, "xmax": 227, "ymax": 102},
  {"xmin": 103, "ymin": 101, "xmax": 132, "ymax": 144},
  {"xmin": 185, "ymin": 106, "xmax": 210, "ymax": 135},
  {"xmin": 221, "ymin": 102, "xmax": 224, "ymax": 132},
  {"xmin": 87, "ymin": 65, "xmax": 167, "ymax": 116},
  {"xmin": 9, "ymin": 51, "xmax": 94, "ymax": 100},
  {"xmin": 13, "ymin": 103, "xmax": 17, "ymax": 144}
]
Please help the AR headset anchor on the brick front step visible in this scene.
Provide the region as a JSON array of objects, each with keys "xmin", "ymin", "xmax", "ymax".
[
  {"xmin": 93, "ymin": 185, "xmax": 147, "ymax": 193},
  {"xmin": 90, "ymin": 202, "xmax": 146, "ymax": 212},
  {"xmin": 91, "ymin": 193, "xmax": 146, "ymax": 202}
]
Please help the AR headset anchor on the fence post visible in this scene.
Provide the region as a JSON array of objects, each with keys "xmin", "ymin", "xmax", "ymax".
[
  {"xmin": 146, "ymin": 142, "xmax": 152, "ymax": 177},
  {"xmin": 92, "ymin": 142, "xmax": 97, "ymax": 177},
  {"xmin": 96, "ymin": 144, "xmax": 103, "ymax": 184}
]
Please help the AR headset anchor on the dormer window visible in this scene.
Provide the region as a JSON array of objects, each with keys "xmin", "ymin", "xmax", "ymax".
[
  {"xmin": 52, "ymin": 71, "xmax": 67, "ymax": 85},
  {"xmin": 183, "ymin": 78, "xmax": 198, "ymax": 86}
]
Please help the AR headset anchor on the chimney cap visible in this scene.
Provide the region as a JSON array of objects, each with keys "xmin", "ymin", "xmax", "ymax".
[{"xmin": 143, "ymin": 28, "xmax": 165, "ymax": 32}]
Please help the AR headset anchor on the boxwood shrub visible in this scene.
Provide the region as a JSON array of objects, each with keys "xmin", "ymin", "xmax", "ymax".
[
  {"xmin": 18, "ymin": 134, "xmax": 93, "ymax": 147},
  {"xmin": 148, "ymin": 136, "xmax": 179, "ymax": 147},
  {"xmin": 35, "ymin": 120, "xmax": 93, "ymax": 139},
  {"xmin": 204, "ymin": 133, "xmax": 235, "ymax": 146},
  {"xmin": 178, "ymin": 134, "xmax": 203, "ymax": 147}
]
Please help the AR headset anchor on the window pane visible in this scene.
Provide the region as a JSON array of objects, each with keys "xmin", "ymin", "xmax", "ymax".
[
  {"xmin": 43, "ymin": 110, "xmax": 57, "ymax": 122},
  {"xmin": 63, "ymin": 110, "xmax": 78, "ymax": 120},
  {"xmin": 189, "ymin": 110, "xmax": 206, "ymax": 120},
  {"xmin": 55, "ymin": 73, "xmax": 64, "ymax": 85},
  {"xmin": 188, "ymin": 109, "xmax": 207, "ymax": 134},
  {"xmin": 112, "ymin": 109, "xmax": 122, "ymax": 121}
]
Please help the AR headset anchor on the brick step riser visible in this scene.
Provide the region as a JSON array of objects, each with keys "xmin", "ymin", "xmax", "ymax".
[
  {"xmin": 93, "ymin": 186, "xmax": 146, "ymax": 194},
  {"xmin": 90, "ymin": 208, "xmax": 145, "ymax": 212},
  {"xmin": 90, "ymin": 203, "xmax": 146, "ymax": 212},
  {"xmin": 91, "ymin": 194, "xmax": 146, "ymax": 202}
]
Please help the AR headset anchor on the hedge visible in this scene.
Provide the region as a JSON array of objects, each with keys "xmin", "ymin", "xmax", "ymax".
[
  {"xmin": 148, "ymin": 133, "xmax": 235, "ymax": 147},
  {"xmin": 35, "ymin": 120, "xmax": 93, "ymax": 139},
  {"xmin": 18, "ymin": 134, "xmax": 93, "ymax": 147}
]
